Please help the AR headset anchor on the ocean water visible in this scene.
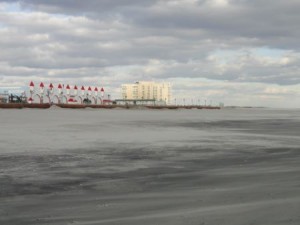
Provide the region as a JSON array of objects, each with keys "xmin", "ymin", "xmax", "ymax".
[
  {"xmin": 0, "ymin": 108, "xmax": 300, "ymax": 225},
  {"xmin": 1, "ymin": 108, "xmax": 299, "ymax": 153}
]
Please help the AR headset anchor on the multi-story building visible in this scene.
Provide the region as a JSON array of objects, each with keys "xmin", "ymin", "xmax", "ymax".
[{"xmin": 121, "ymin": 81, "xmax": 171, "ymax": 105}]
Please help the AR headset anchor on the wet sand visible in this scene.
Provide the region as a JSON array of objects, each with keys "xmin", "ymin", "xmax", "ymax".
[{"xmin": 1, "ymin": 108, "xmax": 300, "ymax": 225}]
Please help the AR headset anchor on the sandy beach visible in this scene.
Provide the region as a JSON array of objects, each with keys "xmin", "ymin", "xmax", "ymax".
[{"xmin": 0, "ymin": 108, "xmax": 299, "ymax": 225}]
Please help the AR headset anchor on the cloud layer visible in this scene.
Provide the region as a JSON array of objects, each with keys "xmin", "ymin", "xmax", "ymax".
[{"xmin": 0, "ymin": 0, "xmax": 300, "ymax": 107}]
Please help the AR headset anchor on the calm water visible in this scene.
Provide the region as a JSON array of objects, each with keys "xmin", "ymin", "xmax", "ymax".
[{"xmin": 1, "ymin": 108, "xmax": 299, "ymax": 154}]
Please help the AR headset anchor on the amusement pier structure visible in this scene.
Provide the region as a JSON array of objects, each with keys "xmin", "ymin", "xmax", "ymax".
[
  {"xmin": 0, "ymin": 81, "xmax": 115, "ymax": 109},
  {"xmin": 28, "ymin": 81, "xmax": 111, "ymax": 107}
]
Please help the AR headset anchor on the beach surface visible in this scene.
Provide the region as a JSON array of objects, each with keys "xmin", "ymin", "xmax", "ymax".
[{"xmin": 0, "ymin": 108, "xmax": 300, "ymax": 225}]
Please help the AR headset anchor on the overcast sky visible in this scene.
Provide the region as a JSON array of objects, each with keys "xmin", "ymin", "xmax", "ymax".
[{"xmin": 0, "ymin": 0, "xmax": 300, "ymax": 107}]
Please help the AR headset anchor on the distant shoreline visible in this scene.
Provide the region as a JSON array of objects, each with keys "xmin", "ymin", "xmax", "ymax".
[{"xmin": 0, "ymin": 103, "xmax": 221, "ymax": 110}]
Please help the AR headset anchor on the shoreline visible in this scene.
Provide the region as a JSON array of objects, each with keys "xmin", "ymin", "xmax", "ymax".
[{"xmin": 0, "ymin": 103, "xmax": 221, "ymax": 110}]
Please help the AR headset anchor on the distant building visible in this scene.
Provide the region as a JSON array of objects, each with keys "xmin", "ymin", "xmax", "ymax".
[
  {"xmin": 0, "ymin": 91, "xmax": 9, "ymax": 103},
  {"xmin": 121, "ymin": 81, "xmax": 171, "ymax": 105}
]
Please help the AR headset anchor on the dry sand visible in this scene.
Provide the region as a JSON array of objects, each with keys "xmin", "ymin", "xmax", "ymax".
[{"xmin": 0, "ymin": 108, "xmax": 299, "ymax": 225}]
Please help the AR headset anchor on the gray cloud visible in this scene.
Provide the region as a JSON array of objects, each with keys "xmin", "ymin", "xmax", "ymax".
[
  {"xmin": 8, "ymin": 0, "xmax": 300, "ymax": 46},
  {"xmin": 0, "ymin": 0, "xmax": 300, "ymax": 106}
]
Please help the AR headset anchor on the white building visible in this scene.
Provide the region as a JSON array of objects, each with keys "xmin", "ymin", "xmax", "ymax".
[{"xmin": 121, "ymin": 81, "xmax": 171, "ymax": 105}]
